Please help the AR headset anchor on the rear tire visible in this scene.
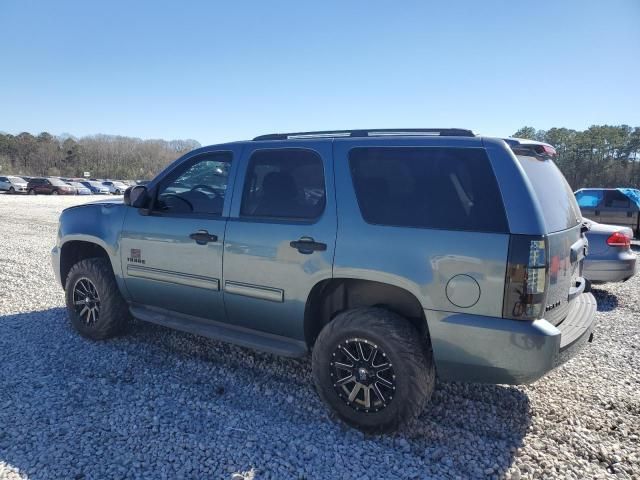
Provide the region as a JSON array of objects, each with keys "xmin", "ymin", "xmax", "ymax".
[
  {"xmin": 52, "ymin": 190, "xmax": 59, "ymax": 195},
  {"xmin": 312, "ymin": 307, "xmax": 435, "ymax": 433},
  {"xmin": 65, "ymin": 257, "xmax": 130, "ymax": 340}
]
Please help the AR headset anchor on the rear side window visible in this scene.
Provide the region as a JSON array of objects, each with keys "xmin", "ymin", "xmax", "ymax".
[
  {"xmin": 604, "ymin": 190, "xmax": 630, "ymax": 208},
  {"xmin": 515, "ymin": 155, "xmax": 581, "ymax": 232},
  {"xmin": 241, "ymin": 149, "xmax": 326, "ymax": 220},
  {"xmin": 349, "ymin": 147, "xmax": 508, "ymax": 232}
]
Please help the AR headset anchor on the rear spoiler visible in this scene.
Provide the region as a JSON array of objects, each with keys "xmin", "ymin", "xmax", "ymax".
[{"xmin": 503, "ymin": 138, "xmax": 557, "ymax": 158}]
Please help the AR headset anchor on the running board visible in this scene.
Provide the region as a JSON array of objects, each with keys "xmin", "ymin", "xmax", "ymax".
[{"xmin": 129, "ymin": 304, "xmax": 308, "ymax": 358}]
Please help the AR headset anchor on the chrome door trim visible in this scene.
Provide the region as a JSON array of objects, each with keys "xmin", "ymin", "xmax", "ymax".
[
  {"xmin": 224, "ymin": 280, "xmax": 284, "ymax": 302},
  {"xmin": 127, "ymin": 264, "xmax": 220, "ymax": 291}
]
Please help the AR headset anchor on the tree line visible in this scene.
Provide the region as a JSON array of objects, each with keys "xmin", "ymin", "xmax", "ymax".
[
  {"xmin": 0, "ymin": 132, "xmax": 201, "ymax": 180},
  {"xmin": 513, "ymin": 125, "xmax": 640, "ymax": 189},
  {"xmin": 1, "ymin": 125, "xmax": 639, "ymax": 188}
]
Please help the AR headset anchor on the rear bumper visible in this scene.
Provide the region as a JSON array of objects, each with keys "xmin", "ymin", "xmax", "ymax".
[
  {"xmin": 583, "ymin": 251, "xmax": 637, "ymax": 283},
  {"xmin": 426, "ymin": 292, "xmax": 597, "ymax": 384}
]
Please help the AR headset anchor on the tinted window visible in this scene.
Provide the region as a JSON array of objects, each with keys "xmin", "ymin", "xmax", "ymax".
[
  {"xmin": 155, "ymin": 152, "xmax": 232, "ymax": 215},
  {"xmin": 604, "ymin": 190, "xmax": 630, "ymax": 208},
  {"xmin": 515, "ymin": 155, "xmax": 581, "ymax": 232},
  {"xmin": 349, "ymin": 147, "xmax": 508, "ymax": 232},
  {"xmin": 241, "ymin": 149, "xmax": 325, "ymax": 220}
]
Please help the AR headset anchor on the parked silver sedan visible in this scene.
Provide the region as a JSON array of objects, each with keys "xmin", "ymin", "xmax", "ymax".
[{"xmin": 583, "ymin": 219, "xmax": 637, "ymax": 284}]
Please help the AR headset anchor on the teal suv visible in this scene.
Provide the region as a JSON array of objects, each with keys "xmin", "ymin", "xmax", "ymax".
[{"xmin": 52, "ymin": 129, "xmax": 596, "ymax": 432}]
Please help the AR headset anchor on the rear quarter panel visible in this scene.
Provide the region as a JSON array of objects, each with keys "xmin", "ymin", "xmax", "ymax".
[{"xmin": 332, "ymin": 137, "xmax": 510, "ymax": 318}]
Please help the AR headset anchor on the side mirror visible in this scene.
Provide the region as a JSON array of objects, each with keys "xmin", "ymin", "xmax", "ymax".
[{"xmin": 124, "ymin": 185, "xmax": 148, "ymax": 208}]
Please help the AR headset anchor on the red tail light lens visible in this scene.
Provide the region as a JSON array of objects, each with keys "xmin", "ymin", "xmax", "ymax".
[
  {"xmin": 607, "ymin": 231, "xmax": 631, "ymax": 248},
  {"xmin": 503, "ymin": 235, "xmax": 549, "ymax": 320}
]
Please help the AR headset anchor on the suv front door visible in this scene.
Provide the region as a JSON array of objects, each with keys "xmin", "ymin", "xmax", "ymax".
[
  {"xmin": 120, "ymin": 148, "xmax": 240, "ymax": 321},
  {"xmin": 222, "ymin": 143, "xmax": 336, "ymax": 343}
]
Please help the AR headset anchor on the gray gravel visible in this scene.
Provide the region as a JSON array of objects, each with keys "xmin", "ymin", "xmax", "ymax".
[{"xmin": 0, "ymin": 195, "xmax": 638, "ymax": 479}]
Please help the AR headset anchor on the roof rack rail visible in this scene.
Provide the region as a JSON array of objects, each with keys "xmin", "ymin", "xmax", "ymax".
[{"xmin": 253, "ymin": 128, "xmax": 476, "ymax": 141}]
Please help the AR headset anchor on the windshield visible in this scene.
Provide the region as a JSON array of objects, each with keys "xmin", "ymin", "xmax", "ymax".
[
  {"xmin": 515, "ymin": 154, "xmax": 582, "ymax": 233},
  {"xmin": 8, "ymin": 176, "xmax": 26, "ymax": 182}
]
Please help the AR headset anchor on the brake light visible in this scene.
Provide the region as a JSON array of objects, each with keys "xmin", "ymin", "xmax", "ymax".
[
  {"xmin": 607, "ymin": 231, "xmax": 631, "ymax": 248},
  {"xmin": 503, "ymin": 236, "xmax": 549, "ymax": 320},
  {"xmin": 534, "ymin": 144, "xmax": 557, "ymax": 157}
]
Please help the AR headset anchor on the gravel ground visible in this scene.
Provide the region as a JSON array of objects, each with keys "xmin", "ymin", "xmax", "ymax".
[{"xmin": 0, "ymin": 194, "xmax": 638, "ymax": 480}]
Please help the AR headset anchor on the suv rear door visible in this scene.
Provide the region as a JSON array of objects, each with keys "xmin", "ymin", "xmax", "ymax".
[{"xmin": 222, "ymin": 142, "xmax": 336, "ymax": 343}]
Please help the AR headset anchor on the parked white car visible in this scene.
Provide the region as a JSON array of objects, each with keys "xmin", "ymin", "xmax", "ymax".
[
  {"xmin": 0, "ymin": 176, "xmax": 29, "ymax": 193},
  {"xmin": 102, "ymin": 181, "xmax": 128, "ymax": 195}
]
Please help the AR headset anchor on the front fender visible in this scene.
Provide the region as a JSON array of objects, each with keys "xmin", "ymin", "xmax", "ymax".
[{"xmin": 56, "ymin": 202, "xmax": 129, "ymax": 295}]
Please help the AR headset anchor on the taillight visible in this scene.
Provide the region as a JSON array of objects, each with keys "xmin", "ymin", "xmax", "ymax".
[
  {"xmin": 607, "ymin": 231, "xmax": 631, "ymax": 248},
  {"xmin": 503, "ymin": 235, "xmax": 549, "ymax": 320}
]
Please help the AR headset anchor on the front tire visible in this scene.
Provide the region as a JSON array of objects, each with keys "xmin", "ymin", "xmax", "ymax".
[
  {"xmin": 28, "ymin": 189, "xmax": 36, "ymax": 195},
  {"xmin": 65, "ymin": 257, "xmax": 130, "ymax": 340},
  {"xmin": 52, "ymin": 190, "xmax": 59, "ymax": 195},
  {"xmin": 312, "ymin": 307, "xmax": 435, "ymax": 433},
  {"xmin": 9, "ymin": 187, "xmax": 15, "ymax": 194}
]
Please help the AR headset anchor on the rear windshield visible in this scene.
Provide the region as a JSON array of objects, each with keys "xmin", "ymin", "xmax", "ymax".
[
  {"xmin": 349, "ymin": 147, "xmax": 508, "ymax": 232},
  {"xmin": 515, "ymin": 155, "xmax": 581, "ymax": 233}
]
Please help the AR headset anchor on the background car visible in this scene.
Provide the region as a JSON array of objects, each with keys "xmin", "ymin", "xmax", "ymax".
[
  {"xmin": 0, "ymin": 175, "xmax": 29, "ymax": 193},
  {"xmin": 575, "ymin": 188, "xmax": 640, "ymax": 237},
  {"xmin": 583, "ymin": 219, "xmax": 637, "ymax": 284},
  {"xmin": 27, "ymin": 177, "xmax": 76, "ymax": 195},
  {"xmin": 65, "ymin": 181, "xmax": 92, "ymax": 195},
  {"xmin": 80, "ymin": 181, "xmax": 111, "ymax": 194},
  {"xmin": 102, "ymin": 180, "xmax": 128, "ymax": 195}
]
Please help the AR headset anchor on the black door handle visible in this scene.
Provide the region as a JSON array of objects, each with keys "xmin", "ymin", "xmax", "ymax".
[
  {"xmin": 290, "ymin": 237, "xmax": 327, "ymax": 254},
  {"xmin": 189, "ymin": 230, "xmax": 218, "ymax": 245}
]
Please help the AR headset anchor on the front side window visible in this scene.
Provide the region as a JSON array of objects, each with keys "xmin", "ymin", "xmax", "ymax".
[
  {"xmin": 349, "ymin": 147, "xmax": 508, "ymax": 232},
  {"xmin": 240, "ymin": 149, "xmax": 325, "ymax": 220},
  {"xmin": 155, "ymin": 152, "xmax": 232, "ymax": 215}
]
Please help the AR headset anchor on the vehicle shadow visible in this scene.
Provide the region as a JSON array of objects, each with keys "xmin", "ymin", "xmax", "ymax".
[
  {"xmin": 0, "ymin": 308, "xmax": 530, "ymax": 479},
  {"xmin": 591, "ymin": 286, "xmax": 619, "ymax": 312}
]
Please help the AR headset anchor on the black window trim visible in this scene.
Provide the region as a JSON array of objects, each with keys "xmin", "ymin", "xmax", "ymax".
[
  {"xmin": 238, "ymin": 147, "xmax": 327, "ymax": 225},
  {"xmin": 148, "ymin": 150, "xmax": 234, "ymax": 219},
  {"xmin": 347, "ymin": 145, "xmax": 510, "ymax": 234}
]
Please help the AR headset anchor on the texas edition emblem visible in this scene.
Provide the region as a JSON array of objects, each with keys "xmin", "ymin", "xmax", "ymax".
[{"xmin": 127, "ymin": 248, "xmax": 145, "ymax": 264}]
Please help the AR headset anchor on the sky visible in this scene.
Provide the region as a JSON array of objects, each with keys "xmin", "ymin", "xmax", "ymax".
[{"xmin": 1, "ymin": 0, "xmax": 639, "ymax": 145}]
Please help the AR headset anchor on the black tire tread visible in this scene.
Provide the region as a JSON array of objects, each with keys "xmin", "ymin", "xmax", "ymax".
[
  {"xmin": 312, "ymin": 306, "xmax": 435, "ymax": 433},
  {"xmin": 65, "ymin": 257, "xmax": 130, "ymax": 340}
]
